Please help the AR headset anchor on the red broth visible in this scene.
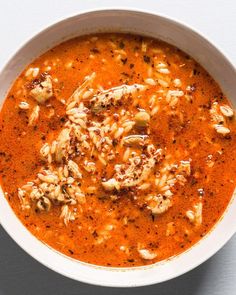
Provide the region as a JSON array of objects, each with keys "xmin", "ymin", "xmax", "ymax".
[{"xmin": 0, "ymin": 34, "xmax": 235, "ymax": 267}]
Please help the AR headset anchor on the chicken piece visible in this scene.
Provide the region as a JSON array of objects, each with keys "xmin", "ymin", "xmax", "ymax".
[
  {"xmin": 30, "ymin": 75, "xmax": 53, "ymax": 103},
  {"xmin": 67, "ymin": 72, "xmax": 96, "ymax": 104},
  {"xmin": 55, "ymin": 128, "xmax": 71, "ymax": 163},
  {"xmin": 186, "ymin": 202, "xmax": 202, "ymax": 226},
  {"xmin": 102, "ymin": 146, "xmax": 162, "ymax": 191},
  {"xmin": 122, "ymin": 135, "xmax": 148, "ymax": 147},
  {"xmin": 91, "ymin": 84, "xmax": 147, "ymax": 113},
  {"xmin": 138, "ymin": 248, "xmax": 157, "ymax": 260},
  {"xmin": 146, "ymin": 194, "xmax": 172, "ymax": 215}
]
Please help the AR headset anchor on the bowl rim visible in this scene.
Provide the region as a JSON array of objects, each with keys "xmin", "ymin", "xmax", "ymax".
[{"xmin": 0, "ymin": 7, "xmax": 236, "ymax": 288}]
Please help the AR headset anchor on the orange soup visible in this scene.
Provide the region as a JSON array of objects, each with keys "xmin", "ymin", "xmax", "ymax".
[{"xmin": 0, "ymin": 34, "xmax": 236, "ymax": 267}]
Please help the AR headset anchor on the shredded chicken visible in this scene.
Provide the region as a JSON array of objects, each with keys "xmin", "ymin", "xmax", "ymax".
[
  {"xmin": 30, "ymin": 75, "xmax": 53, "ymax": 104},
  {"xmin": 91, "ymin": 84, "xmax": 147, "ymax": 113},
  {"xmin": 60, "ymin": 204, "xmax": 76, "ymax": 225},
  {"xmin": 138, "ymin": 248, "xmax": 157, "ymax": 260},
  {"xmin": 122, "ymin": 135, "xmax": 148, "ymax": 147},
  {"xmin": 102, "ymin": 146, "xmax": 163, "ymax": 191},
  {"xmin": 67, "ymin": 72, "xmax": 96, "ymax": 104},
  {"xmin": 55, "ymin": 128, "xmax": 71, "ymax": 163},
  {"xmin": 28, "ymin": 105, "xmax": 40, "ymax": 125},
  {"xmin": 146, "ymin": 194, "xmax": 172, "ymax": 215},
  {"xmin": 186, "ymin": 202, "xmax": 202, "ymax": 226}
]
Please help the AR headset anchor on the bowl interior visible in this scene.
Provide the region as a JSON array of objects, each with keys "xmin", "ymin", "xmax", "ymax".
[{"xmin": 0, "ymin": 9, "xmax": 236, "ymax": 287}]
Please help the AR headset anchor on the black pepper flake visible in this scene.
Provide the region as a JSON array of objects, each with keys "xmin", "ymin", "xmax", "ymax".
[
  {"xmin": 119, "ymin": 41, "xmax": 125, "ymax": 49},
  {"xmin": 92, "ymin": 230, "xmax": 98, "ymax": 238},
  {"xmin": 224, "ymin": 134, "xmax": 232, "ymax": 140},
  {"xmin": 190, "ymin": 177, "xmax": 198, "ymax": 186},
  {"xmin": 90, "ymin": 48, "xmax": 100, "ymax": 54},
  {"xmin": 68, "ymin": 249, "xmax": 74, "ymax": 255},
  {"xmin": 112, "ymin": 139, "xmax": 118, "ymax": 146},
  {"xmin": 129, "ymin": 63, "xmax": 134, "ymax": 69},
  {"xmin": 121, "ymin": 72, "xmax": 129, "ymax": 77},
  {"xmin": 143, "ymin": 55, "xmax": 150, "ymax": 63},
  {"xmin": 121, "ymin": 58, "xmax": 127, "ymax": 65}
]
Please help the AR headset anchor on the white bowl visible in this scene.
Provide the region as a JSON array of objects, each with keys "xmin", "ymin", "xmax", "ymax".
[{"xmin": 0, "ymin": 8, "xmax": 236, "ymax": 288}]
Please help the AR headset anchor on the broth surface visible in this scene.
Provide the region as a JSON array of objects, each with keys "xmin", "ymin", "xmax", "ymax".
[{"xmin": 0, "ymin": 34, "xmax": 236, "ymax": 267}]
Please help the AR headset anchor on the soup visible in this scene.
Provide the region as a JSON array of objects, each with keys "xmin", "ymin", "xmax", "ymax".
[{"xmin": 0, "ymin": 34, "xmax": 235, "ymax": 267}]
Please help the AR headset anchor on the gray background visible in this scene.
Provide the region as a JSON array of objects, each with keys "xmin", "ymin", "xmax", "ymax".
[{"xmin": 0, "ymin": 0, "xmax": 236, "ymax": 294}]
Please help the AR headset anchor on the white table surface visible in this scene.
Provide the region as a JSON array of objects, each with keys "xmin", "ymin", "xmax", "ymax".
[{"xmin": 0, "ymin": 0, "xmax": 236, "ymax": 294}]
